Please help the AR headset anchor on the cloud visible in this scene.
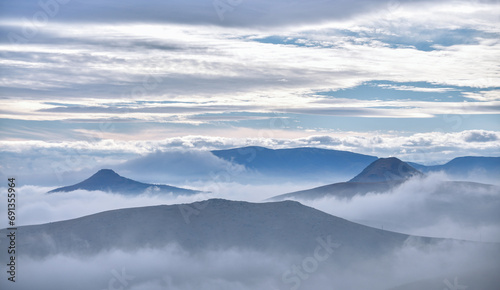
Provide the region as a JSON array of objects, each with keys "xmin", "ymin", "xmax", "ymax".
[
  {"xmin": 1, "ymin": 173, "xmax": 499, "ymax": 289},
  {"xmin": 1, "ymin": 246, "xmax": 291, "ymax": 290},
  {"xmin": 0, "ymin": 181, "xmax": 313, "ymax": 227},
  {"xmin": 463, "ymin": 90, "xmax": 500, "ymax": 101},
  {"xmin": 290, "ymin": 173, "xmax": 500, "ymax": 242},
  {"xmin": 0, "ymin": 0, "xmax": 439, "ymax": 28},
  {"xmin": 2, "ymin": 172, "xmax": 499, "ymax": 244},
  {"xmin": 117, "ymin": 150, "xmax": 247, "ymax": 184},
  {"xmin": 463, "ymin": 130, "xmax": 499, "ymax": 142},
  {"xmin": 1, "ymin": 1, "xmax": 499, "ymax": 127},
  {"xmin": 1, "ymin": 130, "xmax": 499, "ymax": 187},
  {"xmin": 377, "ymin": 83, "xmax": 456, "ymax": 93},
  {"xmin": 1, "ymin": 222, "xmax": 498, "ymax": 290}
]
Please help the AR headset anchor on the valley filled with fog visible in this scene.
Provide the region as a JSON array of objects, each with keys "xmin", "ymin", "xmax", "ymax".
[{"xmin": 1, "ymin": 148, "xmax": 499, "ymax": 290}]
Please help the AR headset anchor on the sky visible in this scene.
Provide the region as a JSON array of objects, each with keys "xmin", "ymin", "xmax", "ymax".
[{"xmin": 0, "ymin": 0, "xmax": 500, "ymax": 183}]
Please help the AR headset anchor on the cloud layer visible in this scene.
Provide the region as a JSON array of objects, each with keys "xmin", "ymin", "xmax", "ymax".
[
  {"xmin": 1, "ymin": 0, "xmax": 499, "ymax": 145},
  {"xmin": 1, "ymin": 130, "xmax": 499, "ymax": 186},
  {"xmin": 292, "ymin": 173, "xmax": 500, "ymax": 242}
]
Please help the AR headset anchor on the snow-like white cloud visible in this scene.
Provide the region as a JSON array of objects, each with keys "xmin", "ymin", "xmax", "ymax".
[
  {"xmin": 1, "ymin": 0, "xmax": 499, "ymax": 129},
  {"xmin": 293, "ymin": 172, "xmax": 500, "ymax": 242},
  {"xmin": 3, "ymin": 239, "xmax": 496, "ymax": 290}
]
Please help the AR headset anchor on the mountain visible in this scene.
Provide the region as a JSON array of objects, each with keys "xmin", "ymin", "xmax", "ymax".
[
  {"xmin": 48, "ymin": 169, "xmax": 199, "ymax": 195},
  {"xmin": 212, "ymin": 147, "xmax": 499, "ymax": 183},
  {"xmin": 0, "ymin": 199, "xmax": 430, "ymax": 259},
  {"xmin": 349, "ymin": 157, "xmax": 423, "ymax": 183},
  {"xmin": 271, "ymin": 157, "xmax": 423, "ymax": 200},
  {"xmin": 1, "ymin": 199, "xmax": 498, "ymax": 290},
  {"xmin": 409, "ymin": 156, "xmax": 500, "ymax": 179},
  {"xmin": 211, "ymin": 146, "xmax": 378, "ymax": 181},
  {"xmin": 271, "ymin": 156, "xmax": 498, "ymax": 200},
  {"xmin": 271, "ymin": 180, "xmax": 403, "ymax": 200}
]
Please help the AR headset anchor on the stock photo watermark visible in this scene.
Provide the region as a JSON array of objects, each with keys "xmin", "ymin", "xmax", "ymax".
[
  {"xmin": 443, "ymin": 277, "xmax": 468, "ymax": 290},
  {"xmin": 179, "ymin": 200, "xmax": 210, "ymax": 224},
  {"xmin": 102, "ymin": 267, "xmax": 135, "ymax": 290},
  {"xmin": 282, "ymin": 235, "xmax": 341, "ymax": 290},
  {"xmin": 8, "ymin": 0, "xmax": 71, "ymax": 44},
  {"xmin": 6, "ymin": 178, "xmax": 17, "ymax": 283},
  {"xmin": 213, "ymin": 0, "xmax": 243, "ymax": 21}
]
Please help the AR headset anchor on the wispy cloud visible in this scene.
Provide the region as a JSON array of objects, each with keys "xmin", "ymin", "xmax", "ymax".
[{"xmin": 0, "ymin": 0, "xmax": 498, "ymax": 176}]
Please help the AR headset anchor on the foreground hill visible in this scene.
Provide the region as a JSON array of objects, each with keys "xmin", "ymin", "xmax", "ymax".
[
  {"xmin": 48, "ymin": 169, "xmax": 199, "ymax": 195},
  {"xmin": 1, "ymin": 199, "xmax": 498, "ymax": 290},
  {"xmin": 1, "ymin": 199, "xmax": 416, "ymax": 259}
]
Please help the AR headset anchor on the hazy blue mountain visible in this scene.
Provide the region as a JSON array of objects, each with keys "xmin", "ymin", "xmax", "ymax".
[
  {"xmin": 48, "ymin": 169, "xmax": 199, "ymax": 195},
  {"xmin": 212, "ymin": 147, "xmax": 499, "ymax": 182},
  {"xmin": 271, "ymin": 180, "xmax": 403, "ymax": 200},
  {"xmin": 271, "ymin": 157, "xmax": 497, "ymax": 201},
  {"xmin": 349, "ymin": 157, "xmax": 423, "ymax": 183},
  {"xmin": 408, "ymin": 156, "xmax": 500, "ymax": 179},
  {"xmin": 211, "ymin": 146, "xmax": 378, "ymax": 181},
  {"xmin": 272, "ymin": 157, "xmax": 418, "ymax": 200}
]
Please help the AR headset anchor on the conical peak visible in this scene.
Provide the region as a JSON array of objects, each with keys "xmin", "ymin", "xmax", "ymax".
[
  {"xmin": 93, "ymin": 169, "xmax": 119, "ymax": 176},
  {"xmin": 371, "ymin": 157, "xmax": 405, "ymax": 169},
  {"xmin": 349, "ymin": 157, "xmax": 422, "ymax": 183},
  {"xmin": 84, "ymin": 169, "xmax": 125, "ymax": 184}
]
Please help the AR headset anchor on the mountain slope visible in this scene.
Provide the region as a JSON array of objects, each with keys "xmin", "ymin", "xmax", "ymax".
[
  {"xmin": 272, "ymin": 157, "xmax": 422, "ymax": 200},
  {"xmin": 1, "ymin": 199, "xmax": 498, "ymax": 290},
  {"xmin": 271, "ymin": 179, "xmax": 498, "ymax": 201},
  {"xmin": 271, "ymin": 180, "xmax": 404, "ymax": 200},
  {"xmin": 271, "ymin": 157, "xmax": 498, "ymax": 200},
  {"xmin": 48, "ymin": 169, "xmax": 199, "ymax": 195}
]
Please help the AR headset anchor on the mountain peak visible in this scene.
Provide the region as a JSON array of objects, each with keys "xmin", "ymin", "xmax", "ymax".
[
  {"xmin": 349, "ymin": 157, "xmax": 422, "ymax": 183},
  {"xmin": 95, "ymin": 169, "xmax": 118, "ymax": 175},
  {"xmin": 48, "ymin": 169, "xmax": 199, "ymax": 195},
  {"xmin": 91, "ymin": 168, "xmax": 121, "ymax": 178}
]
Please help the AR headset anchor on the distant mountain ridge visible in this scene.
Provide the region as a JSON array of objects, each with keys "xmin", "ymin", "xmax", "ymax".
[
  {"xmin": 211, "ymin": 146, "xmax": 378, "ymax": 181},
  {"xmin": 270, "ymin": 157, "xmax": 497, "ymax": 200},
  {"xmin": 48, "ymin": 169, "xmax": 199, "ymax": 195},
  {"xmin": 409, "ymin": 156, "xmax": 500, "ymax": 179},
  {"xmin": 212, "ymin": 146, "xmax": 499, "ymax": 183}
]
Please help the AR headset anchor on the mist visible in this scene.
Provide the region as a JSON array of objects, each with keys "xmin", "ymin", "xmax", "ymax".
[
  {"xmin": 0, "ymin": 180, "xmax": 316, "ymax": 227},
  {"xmin": 1, "ymin": 172, "xmax": 499, "ymax": 290},
  {"xmin": 290, "ymin": 172, "xmax": 500, "ymax": 242},
  {"xmin": 2, "ymin": 171, "xmax": 499, "ymax": 244},
  {"xmin": 1, "ymin": 237, "xmax": 498, "ymax": 290}
]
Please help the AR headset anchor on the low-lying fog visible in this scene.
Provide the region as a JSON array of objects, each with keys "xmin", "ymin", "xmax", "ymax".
[{"xmin": 2, "ymin": 172, "xmax": 499, "ymax": 242}]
